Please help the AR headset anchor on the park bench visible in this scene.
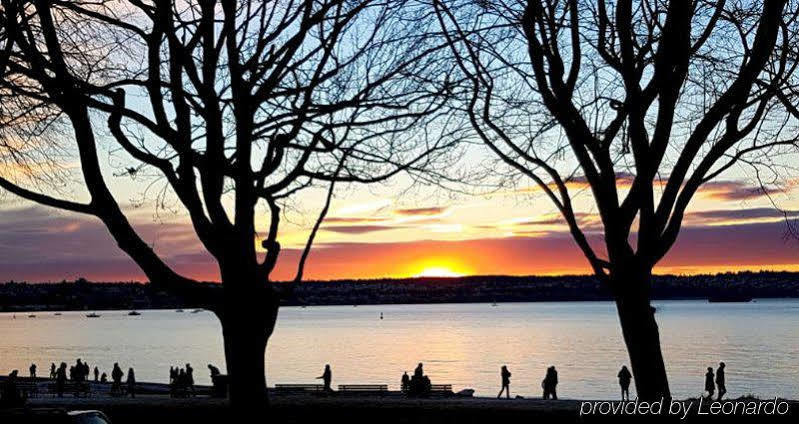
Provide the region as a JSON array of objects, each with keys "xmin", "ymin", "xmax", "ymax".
[
  {"xmin": 48, "ymin": 381, "xmax": 91, "ymax": 397},
  {"xmin": 337, "ymin": 384, "xmax": 388, "ymax": 396},
  {"xmin": 430, "ymin": 384, "xmax": 453, "ymax": 396},
  {"xmin": 274, "ymin": 384, "xmax": 326, "ymax": 394},
  {"xmin": 401, "ymin": 384, "xmax": 454, "ymax": 397}
]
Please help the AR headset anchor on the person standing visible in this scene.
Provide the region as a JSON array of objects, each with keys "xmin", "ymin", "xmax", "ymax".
[
  {"xmin": 55, "ymin": 363, "xmax": 67, "ymax": 398},
  {"xmin": 185, "ymin": 363, "xmax": 195, "ymax": 396},
  {"xmin": 317, "ymin": 364, "xmax": 332, "ymax": 392},
  {"xmin": 704, "ymin": 367, "xmax": 715, "ymax": 399},
  {"xmin": 29, "ymin": 363, "xmax": 36, "ymax": 379},
  {"xmin": 716, "ymin": 362, "xmax": 726, "ymax": 400},
  {"xmin": 542, "ymin": 366, "xmax": 558, "ymax": 400},
  {"xmin": 1, "ymin": 370, "xmax": 23, "ymax": 407},
  {"xmin": 126, "ymin": 368, "xmax": 136, "ymax": 398},
  {"xmin": 401, "ymin": 372, "xmax": 410, "ymax": 393},
  {"xmin": 497, "ymin": 365, "xmax": 512, "ymax": 399},
  {"xmin": 618, "ymin": 365, "xmax": 632, "ymax": 401},
  {"xmin": 93, "ymin": 367, "xmax": 99, "ymax": 382},
  {"xmin": 49, "ymin": 363, "xmax": 56, "ymax": 379},
  {"xmin": 111, "ymin": 363, "xmax": 124, "ymax": 396}
]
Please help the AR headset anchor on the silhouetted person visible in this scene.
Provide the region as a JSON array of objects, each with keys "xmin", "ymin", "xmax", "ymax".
[
  {"xmin": 407, "ymin": 363, "xmax": 432, "ymax": 397},
  {"xmin": 50, "ymin": 363, "xmax": 56, "ymax": 379},
  {"xmin": 169, "ymin": 366, "xmax": 177, "ymax": 385},
  {"xmin": 317, "ymin": 364, "xmax": 332, "ymax": 391},
  {"xmin": 401, "ymin": 372, "xmax": 410, "ymax": 393},
  {"xmin": 126, "ymin": 368, "xmax": 136, "ymax": 398},
  {"xmin": 100, "ymin": 373, "xmax": 107, "ymax": 383},
  {"xmin": 175, "ymin": 369, "xmax": 188, "ymax": 398},
  {"xmin": 94, "ymin": 366, "xmax": 99, "ymax": 382},
  {"xmin": 716, "ymin": 362, "xmax": 726, "ymax": 400},
  {"xmin": 208, "ymin": 364, "xmax": 220, "ymax": 378},
  {"xmin": 75, "ymin": 359, "xmax": 84, "ymax": 382},
  {"xmin": 618, "ymin": 365, "xmax": 632, "ymax": 401},
  {"xmin": 704, "ymin": 367, "xmax": 715, "ymax": 399},
  {"xmin": 542, "ymin": 366, "xmax": 558, "ymax": 400},
  {"xmin": 185, "ymin": 363, "xmax": 195, "ymax": 396},
  {"xmin": 29, "ymin": 363, "xmax": 36, "ymax": 379},
  {"xmin": 1, "ymin": 370, "xmax": 24, "ymax": 407},
  {"xmin": 55, "ymin": 363, "xmax": 67, "ymax": 398},
  {"xmin": 111, "ymin": 363, "xmax": 124, "ymax": 396},
  {"xmin": 497, "ymin": 365, "xmax": 511, "ymax": 399}
]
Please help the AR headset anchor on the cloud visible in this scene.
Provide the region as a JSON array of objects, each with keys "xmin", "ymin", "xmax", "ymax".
[
  {"xmin": 2, "ymin": 204, "xmax": 798, "ymax": 283},
  {"xmin": 324, "ymin": 217, "xmax": 388, "ymax": 224},
  {"xmin": 513, "ymin": 212, "xmax": 598, "ymax": 227},
  {"xmin": 321, "ymin": 224, "xmax": 397, "ymax": 234},
  {"xmin": 515, "ymin": 175, "xmax": 795, "ymax": 203},
  {"xmin": 0, "ymin": 206, "xmax": 208, "ymax": 279},
  {"xmin": 697, "ymin": 180, "xmax": 790, "ymax": 201},
  {"xmin": 687, "ymin": 207, "xmax": 799, "ymax": 223},
  {"xmin": 393, "ymin": 206, "xmax": 448, "ymax": 216},
  {"xmin": 516, "ymin": 172, "xmax": 637, "ymax": 194}
]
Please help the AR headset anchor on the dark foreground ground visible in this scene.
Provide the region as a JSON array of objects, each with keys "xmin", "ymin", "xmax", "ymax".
[{"xmin": 20, "ymin": 394, "xmax": 798, "ymax": 424}]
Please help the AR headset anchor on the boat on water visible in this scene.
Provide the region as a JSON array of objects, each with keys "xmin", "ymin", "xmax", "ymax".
[
  {"xmin": 708, "ymin": 294, "xmax": 753, "ymax": 303},
  {"xmin": 86, "ymin": 312, "xmax": 101, "ymax": 318},
  {"xmin": 191, "ymin": 309, "xmax": 203, "ymax": 313},
  {"xmin": 128, "ymin": 311, "xmax": 141, "ymax": 316},
  {"xmin": 54, "ymin": 312, "xmax": 62, "ymax": 316},
  {"xmin": 175, "ymin": 309, "xmax": 184, "ymax": 313},
  {"xmin": 28, "ymin": 314, "xmax": 36, "ymax": 318}
]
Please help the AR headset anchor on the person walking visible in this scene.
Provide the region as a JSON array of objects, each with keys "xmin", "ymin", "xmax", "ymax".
[
  {"xmin": 317, "ymin": 364, "xmax": 332, "ymax": 392},
  {"xmin": 618, "ymin": 365, "xmax": 632, "ymax": 401},
  {"xmin": 716, "ymin": 362, "xmax": 726, "ymax": 400},
  {"xmin": 497, "ymin": 365, "xmax": 512, "ymax": 399}
]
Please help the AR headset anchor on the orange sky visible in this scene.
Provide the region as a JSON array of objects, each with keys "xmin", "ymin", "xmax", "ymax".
[
  {"xmin": 1, "ymin": 204, "xmax": 796, "ymax": 282},
  {"xmin": 0, "ymin": 174, "xmax": 797, "ymax": 282}
]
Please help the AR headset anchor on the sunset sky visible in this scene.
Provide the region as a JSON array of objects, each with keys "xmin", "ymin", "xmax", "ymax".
[
  {"xmin": 1, "ymin": 169, "xmax": 797, "ymax": 282},
  {"xmin": 1, "ymin": 1, "xmax": 798, "ymax": 285}
]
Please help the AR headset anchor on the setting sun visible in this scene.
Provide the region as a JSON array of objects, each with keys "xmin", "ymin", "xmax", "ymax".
[{"xmin": 415, "ymin": 266, "xmax": 464, "ymax": 278}]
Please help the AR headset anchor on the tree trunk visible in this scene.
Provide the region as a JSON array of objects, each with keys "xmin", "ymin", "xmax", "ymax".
[
  {"xmin": 614, "ymin": 271, "xmax": 671, "ymax": 401},
  {"xmin": 215, "ymin": 273, "xmax": 280, "ymax": 419}
]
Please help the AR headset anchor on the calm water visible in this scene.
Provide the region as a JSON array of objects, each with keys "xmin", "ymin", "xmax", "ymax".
[{"xmin": 0, "ymin": 300, "xmax": 797, "ymax": 399}]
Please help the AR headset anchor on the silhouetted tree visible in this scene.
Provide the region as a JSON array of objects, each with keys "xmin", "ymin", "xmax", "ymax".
[
  {"xmin": 435, "ymin": 0, "xmax": 799, "ymax": 400},
  {"xmin": 0, "ymin": 0, "xmax": 458, "ymax": 415}
]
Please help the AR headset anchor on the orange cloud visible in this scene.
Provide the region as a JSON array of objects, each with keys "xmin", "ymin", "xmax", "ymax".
[{"xmin": 393, "ymin": 206, "xmax": 448, "ymax": 216}]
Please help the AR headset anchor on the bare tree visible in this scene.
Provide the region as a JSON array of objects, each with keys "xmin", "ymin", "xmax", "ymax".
[
  {"xmin": 435, "ymin": 0, "xmax": 799, "ymax": 400},
  {"xmin": 0, "ymin": 0, "xmax": 458, "ymax": 413}
]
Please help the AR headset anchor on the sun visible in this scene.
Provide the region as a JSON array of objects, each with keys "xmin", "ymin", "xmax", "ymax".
[{"xmin": 415, "ymin": 266, "xmax": 463, "ymax": 278}]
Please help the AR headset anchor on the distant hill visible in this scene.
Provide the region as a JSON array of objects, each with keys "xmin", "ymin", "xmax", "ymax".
[{"xmin": 1, "ymin": 271, "xmax": 798, "ymax": 312}]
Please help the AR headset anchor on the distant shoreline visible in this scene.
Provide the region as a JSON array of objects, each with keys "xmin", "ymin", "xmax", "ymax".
[
  {"xmin": 1, "ymin": 271, "xmax": 798, "ymax": 312},
  {"xmin": 1, "ymin": 298, "xmax": 797, "ymax": 315}
]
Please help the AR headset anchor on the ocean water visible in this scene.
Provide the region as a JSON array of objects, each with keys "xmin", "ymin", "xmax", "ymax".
[{"xmin": 0, "ymin": 300, "xmax": 796, "ymax": 399}]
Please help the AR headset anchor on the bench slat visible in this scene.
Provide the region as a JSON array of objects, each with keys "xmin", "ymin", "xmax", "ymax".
[{"xmin": 338, "ymin": 384, "xmax": 388, "ymax": 391}]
